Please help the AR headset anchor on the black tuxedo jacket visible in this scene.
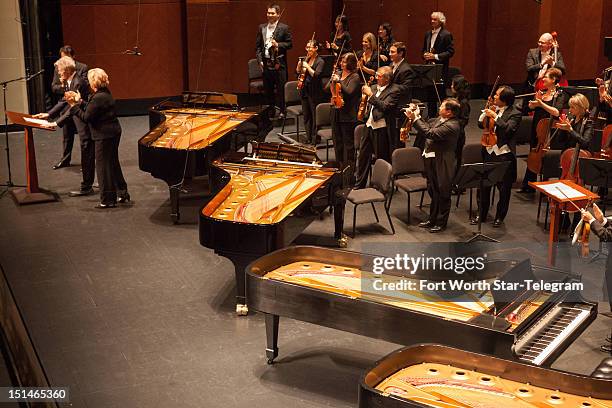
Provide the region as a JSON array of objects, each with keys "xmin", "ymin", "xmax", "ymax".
[
  {"xmin": 478, "ymin": 105, "xmax": 522, "ymax": 155},
  {"xmin": 392, "ymin": 60, "xmax": 415, "ymax": 106},
  {"xmin": 422, "ymin": 28, "xmax": 454, "ymax": 80},
  {"xmin": 413, "ymin": 116, "xmax": 459, "ymax": 154},
  {"xmin": 48, "ymin": 74, "xmax": 91, "ymax": 140},
  {"xmin": 525, "ymin": 48, "xmax": 566, "ymax": 85},
  {"xmin": 367, "ymin": 84, "xmax": 400, "ymax": 122},
  {"xmin": 256, "ymin": 22, "xmax": 293, "ymax": 68},
  {"xmin": 70, "ymin": 88, "xmax": 121, "ymax": 141},
  {"xmin": 52, "ymin": 61, "xmax": 88, "ymax": 96}
]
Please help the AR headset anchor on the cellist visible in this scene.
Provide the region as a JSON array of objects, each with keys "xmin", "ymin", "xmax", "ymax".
[
  {"xmin": 296, "ymin": 39, "xmax": 325, "ymax": 144},
  {"xmin": 519, "ymin": 67, "xmax": 568, "ymax": 194}
]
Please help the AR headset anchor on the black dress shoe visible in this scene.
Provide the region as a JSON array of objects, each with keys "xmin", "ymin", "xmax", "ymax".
[
  {"xmin": 517, "ymin": 188, "xmax": 534, "ymax": 194},
  {"xmin": 95, "ymin": 202, "xmax": 116, "ymax": 209},
  {"xmin": 117, "ymin": 192, "xmax": 131, "ymax": 204},
  {"xmin": 418, "ymin": 220, "xmax": 433, "ymax": 228},
  {"xmin": 429, "ymin": 225, "xmax": 445, "ymax": 233},
  {"xmin": 470, "ymin": 216, "xmax": 480, "ymax": 225},
  {"xmin": 492, "ymin": 218, "xmax": 503, "ymax": 228},
  {"xmin": 68, "ymin": 187, "xmax": 94, "ymax": 197},
  {"xmin": 52, "ymin": 161, "xmax": 70, "ymax": 170}
]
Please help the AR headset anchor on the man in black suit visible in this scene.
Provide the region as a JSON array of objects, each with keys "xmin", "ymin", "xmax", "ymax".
[
  {"xmin": 388, "ymin": 42, "xmax": 414, "ymax": 153},
  {"xmin": 422, "ymin": 11, "xmax": 454, "ymax": 117},
  {"xmin": 34, "ymin": 57, "xmax": 94, "ymax": 196},
  {"xmin": 255, "ymin": 4, "xmax": 292, "ymax": 118},
  {"xmin": 355, "ymin": 66, "xmax": 400, "ymax": 189},
  {"xmin": 407, "ymin": 98, "xmax": 460, "ymax": 232},
  {"xmin": 50, "ymin": 45, "xmax": 88, "ymax": 169},
  {"xmin": 474, "ymin": 86, "xmax": 522, "ymax": 227},
  {"xmin": 581, "ymin": 203, "xmax": 612, "ymax": 354},
  {"xmin": 525, "ymin": 33, "xmax": 566, "ymax": 89}
]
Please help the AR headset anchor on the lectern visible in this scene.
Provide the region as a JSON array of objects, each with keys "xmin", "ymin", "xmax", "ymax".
[{"xmin": 6, "ymin": 111, "xmax": 58, "ymax": 204}]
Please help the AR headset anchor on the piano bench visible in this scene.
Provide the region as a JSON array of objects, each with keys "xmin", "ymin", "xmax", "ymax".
[{"xmin": 591, "ymin": 357, "xmax": 612, "ymax": 379}]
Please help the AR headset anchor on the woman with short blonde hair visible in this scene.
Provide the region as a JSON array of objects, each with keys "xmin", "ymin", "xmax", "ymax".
[
  {"xmin": 87, "ymin": 68, "xmax": 110, "ymax": 90},
  {"xmin": 568, "ymin": 93, "xmax": 589, "ymax": 115}
]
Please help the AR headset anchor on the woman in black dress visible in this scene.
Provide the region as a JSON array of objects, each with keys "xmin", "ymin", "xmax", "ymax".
[
  {"xmin": 377, "ymin": 22, "xmax": 394, "ymax": 65},
  {"xmin": 67, "ymin": 68, "xmax": 129, "ymax": 208},
  {"xmin": 297, "ymin": 39, "xmax": 325, "ymax": 144},
  {"xmin": 326, "ymin": 14, "xmax": 351, "ymax": 56},
  {"xmin": 356, "ymin": 32, "xmax": 380, "ymax": 84}
]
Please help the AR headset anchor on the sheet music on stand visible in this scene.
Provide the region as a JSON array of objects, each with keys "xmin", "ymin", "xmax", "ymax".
[
  {"xmin": 23, "ymin": 117, "xmax": 55, "ymax": 128},
  {"xmin": 537, "ymin": 182, "xmax": 584, "ymax": 199}
]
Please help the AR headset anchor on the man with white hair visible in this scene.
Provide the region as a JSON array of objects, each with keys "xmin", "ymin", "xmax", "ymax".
[
  {"xmin": 422, "ymin": 11, "xmax": 454, "ymax": 117},
  {"xmin": 526, "ymin": 32, "xmax": 566, "ymax": 88}
]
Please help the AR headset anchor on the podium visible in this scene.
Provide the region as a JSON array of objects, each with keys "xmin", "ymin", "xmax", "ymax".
[
  {"xmin": 529, "ymin": 179, "xmax": 598, "ymax": 265},
  {"xmin": 6, "ymin": 111, "xmax": 58, "ymax": 204}
]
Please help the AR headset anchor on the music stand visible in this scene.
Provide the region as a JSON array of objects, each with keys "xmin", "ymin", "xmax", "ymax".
[
  {"xmin": 0, "ymin": 75, "xmax": 28, "ymax": 198},
  {"xmin": 454, "ymin": 161, "xmax": 510, "ymax": 243}
]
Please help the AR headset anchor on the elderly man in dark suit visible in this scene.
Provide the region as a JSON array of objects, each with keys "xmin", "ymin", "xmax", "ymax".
[
  {"xmin": 355, "ymin": 66, "xmax": 400, "ymax": 189},
  {"xmin": 406, "ymin": 98, "xmax": 461, "ymax": 233},
  {"xmin": 581, "ymin": 203, "xmax": 612, "ymax": 354},
  {"xmin": 255, "ymin": 4, "xmax": 293, "ymax": 118},
  {"xmin": 50, "ymin": 45, "xmax": 88, "ymax": 169},
  {"xmin": 525, "ymin": 32, "xmax": 566, "ymax": 88},
  {"xmin": 474, "ymin": 85, "xmax": 522, "ymax": 227},
  {"xmin": 34, "ymin": 56, "xmax": 94, "ymax": 197}
]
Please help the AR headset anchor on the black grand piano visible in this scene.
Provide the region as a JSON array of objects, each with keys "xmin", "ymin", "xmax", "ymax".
[
  {"xmin": 138, "ymin": 91, "xmax": 271, "ymax": 222},
  {"xmin": 246, "ymin": 246, "xmax": 597, "ymax": 366},
  {"xmin": 199, "ymin": 142, "xmax": 348, "ymax": 315}
]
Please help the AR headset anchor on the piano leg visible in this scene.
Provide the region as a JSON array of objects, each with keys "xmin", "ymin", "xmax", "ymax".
[
  {"xmin": 226, "ymin": 253, "xmax": 255, "ymax": 316},
  {"xmin": 169, "ymin": 186, "xmax": 181, "ymax": 224},
  {"xmin": 334, "ymin": 189, "xmax": 348, "ymax": 248},
  {"xmin": 265, "ymin": 313, "xmax": 279, "ymax": 364}
]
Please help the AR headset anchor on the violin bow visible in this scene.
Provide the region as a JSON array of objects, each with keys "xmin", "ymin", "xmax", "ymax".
[
  {"xmin": 331, "ymin": 3, "xmax": 346, "ymax": 46},
  {"xmin": 353, "ymin": 51, "xmax": 368, "ymax": 83},
  {"xmin": 554, "ymin": 185, "xmax": 590, "ymax": 213},
  {"xmin": 326, "ymin": 39, "xmax": 347, "ymax": 87}
]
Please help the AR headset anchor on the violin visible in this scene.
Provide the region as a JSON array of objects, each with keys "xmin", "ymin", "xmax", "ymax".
[
  {"xmin": 400, "ymin": 104, "xmax": 419, "ymax": 143},
  {"xmin": 297, "ymin": 58, "xmax": 306, "ymax": 90},
  {"xmin": 357, "ymin": 77, "xmax": 373, "ymax": 122},
  {"xmin": 481, "ymin": 75, "xmax": 500, "ymax": 148},
  {"xmin": 330, "ymin": 69, "xmax": 345, "ymax": 109}
]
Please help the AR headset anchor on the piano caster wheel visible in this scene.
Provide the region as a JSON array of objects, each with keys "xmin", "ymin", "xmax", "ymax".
[
  {"xmin": 337, "ymin": 234, "xmax": 348, "ymax": 248},
  {"xmin": 236, "ymin": 304, "xmax": 249, "ymax": 316}
]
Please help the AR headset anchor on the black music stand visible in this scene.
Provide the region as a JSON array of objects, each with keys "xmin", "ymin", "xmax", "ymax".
[{"xmin": 454, "ymin": 161, "xmax": 510, "ymax": 243}]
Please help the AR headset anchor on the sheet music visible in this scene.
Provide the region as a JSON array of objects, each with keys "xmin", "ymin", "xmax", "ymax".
[
  {"xmin": 24, "ymin": 117, "xmax": 55, "ymax": 127},
  {"xmin": 538, "ymin": 182, "xmax": 584, "ymax": 199}
]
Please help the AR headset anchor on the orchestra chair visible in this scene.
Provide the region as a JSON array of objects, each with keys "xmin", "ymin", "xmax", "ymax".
[
  {"xmin": 456, "ymin": 143, "xmax": 496, "ymax": 219},
  {"xmin": 537, "ymin": 150, "xmax": 562, "ymax": 229},
  {"xmin": 389, "ymin": 147, "xmax": 427, "ymax": 224},
  {"xmin": 280, "ymin": 81, "xmax": 303, "ymax": 141},
  {"xmin": 346, "ymin": 159, "xmax": 395, "ymax": 237},
  {"xmin": 314, "ymin": 102, "xmax": 333, "ymax": 159},
  {"xmin": 247, "ymin": 59, "xmax": 264, "ymax": 95},
  {"xmin": 514, "ymin": 116, "xmax": 533, "ymax": 158}
]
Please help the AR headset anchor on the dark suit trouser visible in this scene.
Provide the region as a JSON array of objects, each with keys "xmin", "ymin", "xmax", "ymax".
[
  {"xmin": 332, "ymin": 119, "xmax": 357, "ymax": 179},
  {"xmin": 479, "ymin": 151, "xmax": 516, "ymax": 221},
  {"xmin": 301, "ymin": 95, "xmax": 317, "ymax": 143},
  {"xmin": 424, "ymin": 152, "xmax": 455, "ymax": 226},
  {"xmin": 263, "ymin": 66, "xmax": 287, "ymax": 114},
  {"xmin": 95, "ymin": 136, "xmax": 127, "ymax": 204},
  {"xmin": 60, "ymin": 120, "xmax": 76, "ymax": 164},
  {"xmin": 355, "ymin": 126, "xmax": 389, "ymax": 189},
  {"xmin": 80, "ymin": 136, "xmax": 95, "ymax": 190}
]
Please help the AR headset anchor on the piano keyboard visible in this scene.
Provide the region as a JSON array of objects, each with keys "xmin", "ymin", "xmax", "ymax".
[{"xmin": 515, "ymin": 304, "xmax": 591, "ymax": 365}]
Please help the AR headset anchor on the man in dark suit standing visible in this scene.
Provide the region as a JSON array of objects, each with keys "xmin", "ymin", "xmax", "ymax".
[
  {"xmin": 34, "ymin": 57, "xmax": 94, "ymax": 196},
  {"xmin": 388, "ymin": 42, "xmax": 414, "ymax": 154},
  {"xmin": 49, "ymin": 46, "xmax": 88, "ymax": 169},
  {"xmin": 406, "ymin": 98, "xmax": 460, "ymax": 233},
  {"xmin": 255, "ymin": 4, "xmax": 292, "ymax": 118},
  {"xmin": 355, "ymin": 66, "xmax": 400, "ymax": 189},
  {"xmin": 474, "ymin": 86, "xmax": 522, "ymax": 227},
  {"xmin": 422, "ymin": 11, "xmax": 454, "ymax": 118},
  {"xmin": 525, "ymin": 33, "xmax": 566, "ymax": 89}
]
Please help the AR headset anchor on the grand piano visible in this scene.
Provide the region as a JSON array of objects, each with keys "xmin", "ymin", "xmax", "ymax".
[
  {"xmin": 359, "ymin": 344, "xmax": 612, "ymax": 407},
  {"xmin": 138, "ymin": 91, "xmax": 271, "ymax": 222},
  {"xmin": 246, "ymin": 246, "xmax": 597, "ymax": 366},
  {"xmin": 199, "ymin": 142, "xmax": 348, "ymax": 315}
]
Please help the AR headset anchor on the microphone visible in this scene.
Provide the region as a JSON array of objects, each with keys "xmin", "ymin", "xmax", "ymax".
[
  {"xmin": 123, "ymin": 46, "xmax": 142, "ymax": 56},
  {"xmin": 26, "ymin": 69, "xmax": 44, "ymax": 81}
]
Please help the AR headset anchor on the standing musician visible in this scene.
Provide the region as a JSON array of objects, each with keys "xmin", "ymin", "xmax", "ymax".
[
  {"xmin": 405, "ymin": 98, "xmax": 461, "ymax": 233},
  {"xmin": 327, "ymin": 53, "xmax": 361, "ymax": 177},
  {"xmin": 526, "ymin": 33, "xmax": 566, "ymax": 90},
  {"xmin": 422, "ymin": 11, "xmax": 455, "ymax": 116},
  {"xmin": 580, "ymin": 203, "xmax": 612, "ymax": 354},
  {"xmin": 377, "ymin": 22, "xmax": 394, "ymax": 65},
  {"xmin": 450, "ymin": 75, "xmax": 471, "ymax": 176},
  {"xmin": 474, "ymin": 86, "xmax": 522, "ymax": 227},
  {"xmin": 355, "ymin": 66, "xmax": 400, "ymax": 189},
  {"xmin": 256, "ymin": 4, "xmax": 293, "ymax": 118},
  {"xmin": 519, "ymin": 67, "xmax": 568, "ymax": 194},
  {"xmin": 356, "ymin": 32, "xmax": 380, "ymax": 83},
  {"xmin": 326, "ymin": 14, "xmax": 352, "ymax": 57},
  {"xmin": 389, "ymin": 42, "xmax": 415, "ymax": 153},
  {"xmin": 296, "ymin": 39, "xmax": 325, "ymax": 144}
]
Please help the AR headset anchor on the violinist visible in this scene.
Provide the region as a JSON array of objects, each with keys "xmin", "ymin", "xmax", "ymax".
[
  {"xmin": 297, "ymin": 40, "xmax": 325, "ymax": 144},
  {"xmin": 450, "ymin": 75, "xmax": 471, "ymax": 176},
  {"xmin": 526, "ymin": 33, "xmax": 566, "ymax": 89},
  {"xmin": 580, "ymin": 203, "xmax": 612, "ymax": 354},
  {"xmin": 326, "ymin": 14, "xmax": 351, "ymax": 57},
  {"xmin": 355, "ymin": 66, "xmax": 400, "ymax": 189},
  {"xmin": 356, "ymin": 33, "xmax": 379, "ymax": 83},
  {"xmin": 255, "ymin": 4, "xmax": 293, "ymax": 118},
  {"xmin": 519, "ymin": 67, "xmax": 568, "ymax": 194},
  {"xmin": 377, "ymin": 23, "xmax": 394, "ymax": 65},
  {"xmin": 474, "ymin": 86, "xmax": 522, "ymax": 227},
  {"xmin": 327, "ymin": 53, "xmax": 361, "ymax": 174},
  {"xmin": 389, "ymin": 42, "xmax": 415, "ymax": 152}
]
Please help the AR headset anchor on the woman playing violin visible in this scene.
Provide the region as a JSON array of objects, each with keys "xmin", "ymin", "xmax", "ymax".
[
  {"xmin": 326, "ymin": 14, "xmax": 352, "ymax": 56},
  {"xmin": 377, "ymin": 22, "xmax": 394, "ymax": 65},
  {"xmin": 297, "ymin": 40, "xmax": 325, "ymax": 144},
  {"xmin": 326, "ymin": 53, "xmax": 361, "ymax": 173},
  {"xmin": 356, "ymin": 32, "xmax": 380, "ymax": 83},
  {"xmin": 519, "ymin": 67, "xmax": 569, "ymax": 193}
]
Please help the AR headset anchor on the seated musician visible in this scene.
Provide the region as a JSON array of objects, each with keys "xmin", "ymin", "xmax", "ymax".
[
  {"xmin": 519, "ymin": 67, "xmax": 568, "ymax": 194},
  {"xmin": 355, "ymin": 66, "xmax": 400, "ymax": 189},
  {"xmin": 405, "ymin": 98, "xmax": 461, "ymax": 233},
  {"xmin": 296, "ymin": 39, "xmax": 325, "ymax": 144},
  {"xmin": 356, "ymin": 32, "xmax": 380, "ymax": 83},
  {"xmin": 474, "ymin": 86, "xmax": 522, "ymax": 228},
  {"xmin": 581, "ymin": 203, "xmax": 612, "ymax": 354},
  {"xmin": 526, "ymin": 33, "xmax": 566, "ymax": 89}
]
